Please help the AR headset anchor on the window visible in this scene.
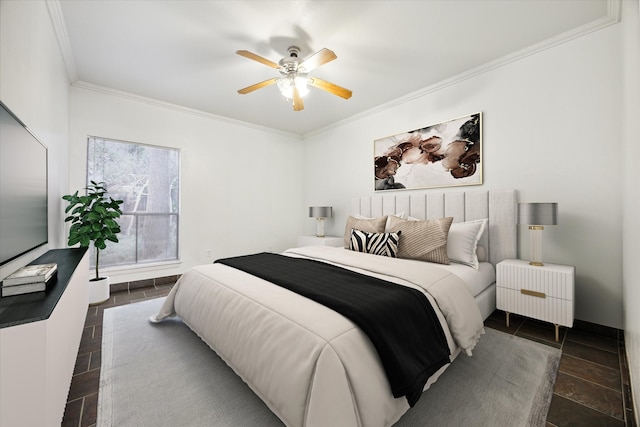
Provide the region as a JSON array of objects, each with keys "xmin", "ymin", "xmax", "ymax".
[{"xmin": 87, "ymin": 137, "xmax": 180, "ymax": 268}]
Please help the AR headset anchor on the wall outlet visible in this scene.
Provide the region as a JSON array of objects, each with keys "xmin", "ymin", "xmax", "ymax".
[{"xmin": 206, "ymin": 249, "xmax": 212, "ymax": 259}]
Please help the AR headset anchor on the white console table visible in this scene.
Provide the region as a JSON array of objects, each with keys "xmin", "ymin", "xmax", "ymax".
[{"xmin": 0, "ymin": 248, "xmax": 89, "ymax": 427}]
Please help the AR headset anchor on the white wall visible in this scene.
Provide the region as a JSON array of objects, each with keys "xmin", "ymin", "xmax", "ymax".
[
  {"xmin": 622, "ymin": 0, "xmax": 640, "ymax": 422},
  {"xmin": 1, "ymin": 0, "xmax": 637, "ymax": 413},
  {"xmin": 68, "ymin": 86, "xmax": 304, "ymax": 283},
  {"xmin": 302, "ymin": 17, "xmax": 625, "ymax": 329},
  {"xmin": 0, "ymin": 0, "xmax": 70, "ymax": 280}
]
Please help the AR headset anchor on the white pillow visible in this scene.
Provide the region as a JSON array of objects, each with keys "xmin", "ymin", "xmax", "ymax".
[
  {"xmin": 447, "ymin": 219, "xmax": 488, "ymax": 270},
  {"xmin": 476, "ymin": 246, "xmax": 487, "ymax": 262}
]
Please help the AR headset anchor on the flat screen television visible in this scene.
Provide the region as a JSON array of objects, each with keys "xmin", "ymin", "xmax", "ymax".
[{"xmin": 0, "ymin": 100, "xmax": 48, "ymax": 266}]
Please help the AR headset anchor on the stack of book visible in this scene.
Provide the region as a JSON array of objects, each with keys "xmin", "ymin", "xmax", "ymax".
[{"xmin": 1, "ymin": 263, "xmax": 58, "ymax": 297}]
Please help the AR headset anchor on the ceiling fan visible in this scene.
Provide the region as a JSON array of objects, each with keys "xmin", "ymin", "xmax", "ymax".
[{"xmin": 236, "ymin": 46, "xmax": 352, "ymax": 111}]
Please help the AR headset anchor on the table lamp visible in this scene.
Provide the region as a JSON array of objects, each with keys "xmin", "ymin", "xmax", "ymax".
[
  {"xmin": 518, "ymin": 202, "xmax": 558, "ymax": 266},
  {"xmin": 309, "ymin": 206, "xmax": 332, "ymax": 237}
]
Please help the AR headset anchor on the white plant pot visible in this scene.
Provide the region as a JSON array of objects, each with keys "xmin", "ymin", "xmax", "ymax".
[{"xmin": 89, "ymin": 276, "xmax": 110, "ymax": 305}]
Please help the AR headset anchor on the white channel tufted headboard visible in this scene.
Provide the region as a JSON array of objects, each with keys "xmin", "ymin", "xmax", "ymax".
[{"xmin": 350, "ymin": 189, "xmax": 518, "ymax": 267}]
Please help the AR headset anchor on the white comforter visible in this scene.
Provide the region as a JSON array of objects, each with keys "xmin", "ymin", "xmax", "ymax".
[{"xmin": 152, "ymin": 246, "xmax": 484, "ymax": 427}]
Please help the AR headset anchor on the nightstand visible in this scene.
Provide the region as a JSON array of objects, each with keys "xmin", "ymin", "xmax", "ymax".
[
  {"xmin": 496, "ymin": 259, "xmax": 575, "ymax": 341},
  {"xmin": 297, "ymin": 235, "xmax": 344, "ymax": 247}
]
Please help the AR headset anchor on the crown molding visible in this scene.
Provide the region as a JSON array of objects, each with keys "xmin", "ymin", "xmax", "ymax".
[
  {"xmin": 45, "ymin": 0, "xmax": 622, "ymax": 139},
  {"xmin": 304, "ymin": 0, "xmax": 622, "ymax": 138},
  {"xmin": 47, "ymin": 0, "xmax": 299, "ymax": 140},
  {"xmin": 71, "ymin": 81, "xmax": 302, "ymax": 140},
  {"xmin": 46, "ymin": 0, "xmax": 78, "ymax": 83}
]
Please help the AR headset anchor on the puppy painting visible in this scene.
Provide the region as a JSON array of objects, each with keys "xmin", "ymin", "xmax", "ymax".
[{"xmin": 373, "ymin": 113, "xmax": 482, "ymax": 191}]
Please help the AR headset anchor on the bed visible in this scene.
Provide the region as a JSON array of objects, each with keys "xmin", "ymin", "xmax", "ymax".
[{"xmin": 152, "ymin": 189, "xmax": 517, "ymax": 427}]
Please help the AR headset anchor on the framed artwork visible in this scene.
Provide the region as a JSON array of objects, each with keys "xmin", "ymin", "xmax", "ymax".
[{"xmin": 374, "ymin": 112, "xmax": 482, "ymax": 191}]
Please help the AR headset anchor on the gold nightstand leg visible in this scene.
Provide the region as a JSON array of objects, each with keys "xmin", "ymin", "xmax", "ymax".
[
  {"xmin": 506, "ymin": 312, "xmax": 510, "ymax": 328},
  {"xmin": 555, "ymin": 324, "xmax": 560, "ymax": 342}
]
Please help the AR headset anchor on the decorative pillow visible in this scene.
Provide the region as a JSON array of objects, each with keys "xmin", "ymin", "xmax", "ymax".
[
  {"xmin": 387, "ymin": 216, "xmax": 454, "ymax": 264},
  {"xmin": 343, "ymin": 216, "xmax": 388, "ymax": 248},
  {"xmin": 349, "ymin": 229, "xmax": 401, "ymax": 258},
  {"xmin": 447, "ymin": 219, "xmax": 488, "ymax": 269},
  {"xmin": 354, "ymin": 212, "xmax": 406, "ymax": 232}
]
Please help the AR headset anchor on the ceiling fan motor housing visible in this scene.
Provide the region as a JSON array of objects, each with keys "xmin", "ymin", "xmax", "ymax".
[{"xmin": 279, "ymin": 46, "xmax": 304, "ymax": 75}]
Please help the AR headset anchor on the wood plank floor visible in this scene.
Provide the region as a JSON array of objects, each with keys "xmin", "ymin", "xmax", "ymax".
[{"xmin": 62, "ymin": 284, "xmax": 636, "ymax": 426}]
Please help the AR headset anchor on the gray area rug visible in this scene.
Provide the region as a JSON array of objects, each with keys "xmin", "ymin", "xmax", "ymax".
[{"xmin": 98, "ymin": 298, "xmax": 561, "ymax": 427}]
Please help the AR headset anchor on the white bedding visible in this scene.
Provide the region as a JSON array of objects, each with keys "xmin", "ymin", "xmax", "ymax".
[
  {"xmin": 437, "ymin": 261, "xmax": 496, "ymax": 298},
  {"xmin": 152, "ymin": 246, "xmax": 485, "ymax": 427}
]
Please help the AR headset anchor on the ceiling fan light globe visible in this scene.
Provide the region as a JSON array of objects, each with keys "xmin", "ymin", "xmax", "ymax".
[
  {"xmin": 276, "ymin": 78, "xmax": 292, "ymax": 98},
  {"xmin": 295, "ymin": 76, "xmax": 310, "ymax": 97},
  {"xmin": 277, "ymin": 76, "xmax": 310, "ymax": 99}
]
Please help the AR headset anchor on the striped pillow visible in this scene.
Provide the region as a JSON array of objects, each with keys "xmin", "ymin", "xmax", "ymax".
[
  {"xmin": 349, "ymin": 229, "xmax": 401, "ymax": 258},
  {"xmin": 387, "ymin": 216, "xmax": 454, "ymax": 264}
]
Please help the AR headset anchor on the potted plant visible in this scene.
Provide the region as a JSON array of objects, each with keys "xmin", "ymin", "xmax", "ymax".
[{"xmin": 62, "ymin": 181, "xmax": 124, "ymax": 304}]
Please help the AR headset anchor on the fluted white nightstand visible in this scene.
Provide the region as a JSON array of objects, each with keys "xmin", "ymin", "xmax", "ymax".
[
  {"xmin": 297, "ymin": 236, "xmax": 343, "ymax": 247},
  {"xmin": 496, "ymin": 259, "xmax": 575, "ymax": 341}
]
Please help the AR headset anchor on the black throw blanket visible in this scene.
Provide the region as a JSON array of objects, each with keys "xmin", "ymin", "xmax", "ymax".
[{"xmin": 215, "ymin": 252, "xmax": 450, "ymax": 406}]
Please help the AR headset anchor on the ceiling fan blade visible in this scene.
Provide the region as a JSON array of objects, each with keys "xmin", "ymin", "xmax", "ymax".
[
  {"xmin": 308, "ymin": 77, "xmax": 352, "ymax": 99},
  {"xmin": 236, "ymin": 50, "xmax": 280, "ymax": 69},
  {"xmin": 237, "ymin": 78, "xmax": 278, "ymax": 94},
  {"xmin": 292, "ymin": 86, "xmax": 304, "ymax": 111},
  {"xmin": 299, "ymin": 48, "xmax": 337, "ymax": 72}
]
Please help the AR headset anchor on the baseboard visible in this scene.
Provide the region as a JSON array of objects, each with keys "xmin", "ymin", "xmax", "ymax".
[{"xmin": 110, "ymin": 274, "xmax": 180, "ymax": 292}]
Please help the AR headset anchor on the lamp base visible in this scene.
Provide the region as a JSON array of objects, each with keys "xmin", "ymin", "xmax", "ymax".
[
  {"xmin": 316, "ymin": 218, "xmax": 326, "ymax": 238},
  {"xmin": 528, "ymin": 225, "xmax": 544, "ymax": 267}
]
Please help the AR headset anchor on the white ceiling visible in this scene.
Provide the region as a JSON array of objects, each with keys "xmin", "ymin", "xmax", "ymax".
[{"xmin": 54, "ymin": 0, "xmax": 617, "ymax": 135}]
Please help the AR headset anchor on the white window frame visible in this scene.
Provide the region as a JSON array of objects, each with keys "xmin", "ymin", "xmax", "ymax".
[{"xmin": 86, "ymin": 136, "xmax": 180, "ymax": 269}]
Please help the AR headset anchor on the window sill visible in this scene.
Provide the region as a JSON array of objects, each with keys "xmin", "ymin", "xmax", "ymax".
[{"xmin": 94, "ymin": 259, "xmax": 182, "ymax": 275}]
